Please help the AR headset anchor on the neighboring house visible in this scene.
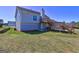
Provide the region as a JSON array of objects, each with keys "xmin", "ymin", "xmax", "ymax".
[
  {"xmin": 0, "ymin": 19, "xmax": 3, "ymax": 27},
  {"xmin": 3, "ymin": 23, "xmax": 8, "ymax": 26},
  {"xmin": 15, "ymin": 6, "xmax": 41, "ymax": 31},
  {"xmin": 8, "ymin": 21, "xmax": 16, "ymax": 28}
]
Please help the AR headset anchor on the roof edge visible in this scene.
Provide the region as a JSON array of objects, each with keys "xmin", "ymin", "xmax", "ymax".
[{"xmin": 16, "ymin": 6, "xmax": 40, "ymax": 14}]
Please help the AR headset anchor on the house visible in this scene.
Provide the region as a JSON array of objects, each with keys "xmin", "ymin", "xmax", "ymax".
[
  {"xmin": 8, "ymin": 21, "xmax": 16, "ymax": 28},
  {"xmin": 15, "ymin": 6, "xmax": 75, "ymax": 32},
  {"xmin": 15, "ymin": 6, "xmax": 65, "ymax": 31},
  {"xmin": 15, "ymin": 6, "xmax": 41, "ymax": 31},
  {"xmin": 0, "ymin": 19, "xmax": 3, "ymax": 27},
  {"xmin": 3, "ymin": 23, "xmax": 8, "ymax": 26}
]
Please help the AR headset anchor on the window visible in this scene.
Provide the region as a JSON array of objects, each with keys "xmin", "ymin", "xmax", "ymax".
[{"xmin": 33, "ymin": 16, "xmax": 37, "ymax": 21}]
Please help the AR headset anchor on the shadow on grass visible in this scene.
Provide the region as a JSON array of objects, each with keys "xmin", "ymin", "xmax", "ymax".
[
  {"xmin": 16, "ymin": 29, "xmax": 77, "ymax": 35},
  {"xmin": 0, "ymin": 28, "xmax": 10, "ymax": 34},
  {"xmin": 23, "ymin": 30, "xmax": 46, "ymax": 34},
  {"xmin": 51, "ymin": 30, "xmax": 77, "ymax": 34},
  {"xmin": 23, "ymin": 30, "xmax": 77, "ymax": 35},
  {"xmin": 51, "ymin": 30, "xmax": 69, "ymax": 33}
]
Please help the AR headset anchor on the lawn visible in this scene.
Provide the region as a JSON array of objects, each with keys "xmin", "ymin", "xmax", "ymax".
[{"xmin": 0, "ymin": 28, "xmax": 79, "ymax": 53}]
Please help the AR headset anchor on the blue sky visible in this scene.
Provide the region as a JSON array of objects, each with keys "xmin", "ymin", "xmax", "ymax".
[{"xmin": 0, "ymin": 6, "xmax": 79, "ymax": 23}]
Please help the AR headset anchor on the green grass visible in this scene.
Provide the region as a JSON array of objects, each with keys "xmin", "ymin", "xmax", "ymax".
[{"xmin": 0, "ymin": 28, "xmax": 79, "ymax": 53}]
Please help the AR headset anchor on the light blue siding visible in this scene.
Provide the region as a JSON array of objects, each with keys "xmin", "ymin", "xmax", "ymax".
[
  {"xmin": 15, "ymin": 7, "xmax": 41, "ymax": 31},
  {"xmin": 20, "ymin": 10, "xmax": 40, "ymax": 31},
  {"xmin": 21, "ymin": 23, "xmax": 39, "ymax": 31},
  {"xmin": 21, "ymin": 12, "xmax": 40, "ymax": 23},
  {"xmin": 15, "ymin": 10, "xmax": 22, "ymax": 31}
]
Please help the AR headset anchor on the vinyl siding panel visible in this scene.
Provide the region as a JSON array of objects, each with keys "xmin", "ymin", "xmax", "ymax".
[
  {"xmin": 15, "ymin": 10, "xmax": 22, "ymax": 31},
  {"xmin": 21, "ymin": 10, "xmax": 40, "ymax": 23},
  {"xmin": 20, "ymin": 10, "xmax": 40, "ymax": 31},
  {"xmin": 21, "ymin": 23, "xmax": 39, "ymax": 31}
]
